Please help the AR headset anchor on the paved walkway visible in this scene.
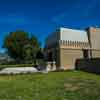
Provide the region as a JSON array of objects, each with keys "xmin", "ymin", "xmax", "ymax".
[{"xmin": 0, "ymin": 67, "xmax": 38, "ymax": 74}]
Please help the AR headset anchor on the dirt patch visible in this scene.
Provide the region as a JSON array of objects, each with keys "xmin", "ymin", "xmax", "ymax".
[{"xmin": 64, "ymin": 83, "xmax": 80, "ymax": 91}]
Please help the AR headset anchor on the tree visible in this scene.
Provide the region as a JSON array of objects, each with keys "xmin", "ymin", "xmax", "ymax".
[
  {"xmin": 3, "ymin": 30, "xmax": 41, "ymax": 63},
  {"xmin": 30, "ymin": 35, "xmax": 41, "ymax": 59}
]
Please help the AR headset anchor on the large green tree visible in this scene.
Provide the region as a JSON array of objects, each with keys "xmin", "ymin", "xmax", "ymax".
[{"xmin": 3, "ymin": 30, "xmax": 41, "ymax": 63}]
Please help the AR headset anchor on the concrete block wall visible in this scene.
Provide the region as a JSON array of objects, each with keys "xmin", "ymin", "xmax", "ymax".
[
  {"xmin": 88, "ymin": 27, "xmax": 100, "ymax": 50},
  {"xmin": 59, "ymin": 48, "xmax": 83, "ymax": 70},
  {"xmin": 59, "ymin": 40, "xmax": 90, "ymax": 49},
  {"xmin": 92, "ymin": 50, "xmax": 100, "ymax": 58}
]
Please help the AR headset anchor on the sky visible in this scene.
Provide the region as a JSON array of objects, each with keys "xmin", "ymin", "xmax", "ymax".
[{"xmin": 0, "ymin": 0, "xmax": 100, "ymax": 52}]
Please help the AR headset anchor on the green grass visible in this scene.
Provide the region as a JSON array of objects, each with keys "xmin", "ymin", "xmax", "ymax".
[{"xmin": 0, "ymin": 71, "xmax": 100, "ymax": 100}]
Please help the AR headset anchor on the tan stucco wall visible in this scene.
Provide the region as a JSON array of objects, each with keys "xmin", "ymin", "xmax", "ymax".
[
  {"xmin": 59, "ymin": 48, "xmax": 83, "ymax": 70},
  {"xmin": 89, "ymin": 27, "xmax": 100, "ymax": 49},
  {"xmin": 92, "ymin": 50, "xmax": 100, "ymax": 58},
  {"xmin": 45, "ymin": 27, "xmax": 100, "ymax": 71}
]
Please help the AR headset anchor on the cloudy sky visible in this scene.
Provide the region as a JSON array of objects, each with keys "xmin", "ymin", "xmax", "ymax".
[{"xmin": 0, "ymin": 0, "xmax": 100, "ymax": 52}]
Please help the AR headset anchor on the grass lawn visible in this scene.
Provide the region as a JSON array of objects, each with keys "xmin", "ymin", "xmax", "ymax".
[{"xmin": 0, "ymin": 71, "xmax": 100, "ymax": 100}]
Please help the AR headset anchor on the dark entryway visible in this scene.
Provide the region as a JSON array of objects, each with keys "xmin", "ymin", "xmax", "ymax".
[
  {"xmin": 47, "ymin": 51, "xmax": 53, "ymax": 61},
  {"xmin": 83, "ymin": 49, "xmax": 89, "ymax": 59}
]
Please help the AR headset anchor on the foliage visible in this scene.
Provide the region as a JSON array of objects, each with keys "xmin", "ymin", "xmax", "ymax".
[
  {"xmin": 3, "ymin": 30, "xmax": 41, "ymax": 63},
  {"xmin": 0, "ymin": 71, "xmax": 100, "ymax": 100}
]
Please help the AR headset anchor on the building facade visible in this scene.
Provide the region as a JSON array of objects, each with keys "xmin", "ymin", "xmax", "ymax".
[{"xmin": 45, "ymin": 27, "xmax": 100, "ymax": 70}]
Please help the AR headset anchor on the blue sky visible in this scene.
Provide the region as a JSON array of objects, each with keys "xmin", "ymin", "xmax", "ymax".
[{"xmin": 0, "ymin": 0, "xmax": 100, "ymax": 52}]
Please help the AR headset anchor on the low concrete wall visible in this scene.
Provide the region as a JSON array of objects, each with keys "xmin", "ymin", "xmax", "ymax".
[{"xmin": 75, "ymin": 58, "xmax": 100, "ymax": 74}]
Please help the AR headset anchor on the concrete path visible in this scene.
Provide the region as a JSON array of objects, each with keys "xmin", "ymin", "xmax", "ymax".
[{"xmin": 0, "ymin": 67, "xmax": 38, "ymax": 74}]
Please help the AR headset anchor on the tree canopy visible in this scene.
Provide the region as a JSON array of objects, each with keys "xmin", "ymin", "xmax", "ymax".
[{"xmin": 3, "ymin": 30, "xmax": 41, "ymax": 63}]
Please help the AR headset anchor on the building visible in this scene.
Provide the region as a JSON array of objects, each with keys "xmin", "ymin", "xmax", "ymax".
[{"xmin": 45, "ymin": 27, "xmax": 100, "ymax": 70}]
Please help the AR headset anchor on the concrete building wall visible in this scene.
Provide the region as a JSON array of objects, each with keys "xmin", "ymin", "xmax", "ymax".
[
  {"xmin": 89, "ymin": 27, "xmax": 100, "ymax": 50},
  {"xmin": 59, "ymin": 48, "xmax": 83, "ymax": 70},
  {"xmin": 45, "ymin": 31, "xmax": 60, "ymax": 48},
  {"xmin": 45, "ymin": 27, "xmax": 100, "ymax": 70},
  {"xmin": 60, "ymin": 27, "xmax": 88, "ymax": 42},
  {"xmin": 92, "ymin": 50, "xmax": 100, "ymax": 58}
]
